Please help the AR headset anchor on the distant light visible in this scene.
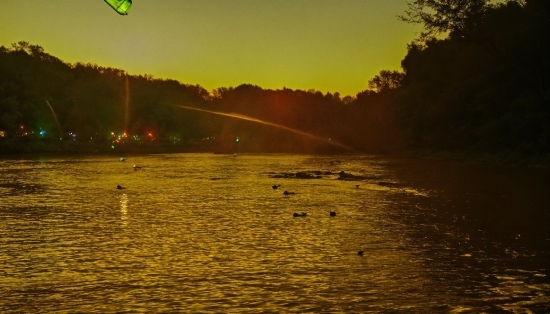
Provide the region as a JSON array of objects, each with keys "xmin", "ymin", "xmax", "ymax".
[
  {"xmin": 39, "ymin": 130, "xmax": 46, "ymax": 136},
  {"xmin": 236, "ymin": 137, "xmax": 240, "ymax": 142},
  {"xmin": 111, "ymin": 145, "xmax": 115, "ymax": 149}
]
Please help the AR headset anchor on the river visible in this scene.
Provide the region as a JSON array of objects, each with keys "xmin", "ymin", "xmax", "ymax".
[{"xmin": 0, "ymin": 154, "xmax": 548, "ymax": 313}]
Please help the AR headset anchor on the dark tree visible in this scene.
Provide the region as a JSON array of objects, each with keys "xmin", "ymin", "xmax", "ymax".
[
  {"xmin": 368, "ymin": 70, "xmax": 406, "ymax": 93},
  {"xmin": 397, "ymin": 0, "xmax": 489, "ymax": 42}
]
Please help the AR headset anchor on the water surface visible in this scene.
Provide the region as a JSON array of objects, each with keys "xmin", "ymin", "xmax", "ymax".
[{"xmin": 0, "ymin": 154, "xmax": 548, "ymax": 313}]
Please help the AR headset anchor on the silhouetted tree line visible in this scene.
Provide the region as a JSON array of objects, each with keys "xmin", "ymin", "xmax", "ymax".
[
  {"xmin": 394, "ymin": 0, "xmax": 549, "ymax": 160},
  {"xmin": 0, "ymin": 41, "xmax": 210, "ymax": 145},
  {"xmin": 343, "ymin": 0, "xmax": 548, "ymax": 159},
  {"xmin": 0, "ymin": 0, "xmax": 548, "ymax": 159},
  {"xmin": 206, "ymin": 85, "xmax": 349, "ymax": 152},
  {"xmin": 0, "ymin": 43, "xmax": 353, "ymax": 153}
]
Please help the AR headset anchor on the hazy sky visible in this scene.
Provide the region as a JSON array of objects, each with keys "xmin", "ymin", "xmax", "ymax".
[{"xmin": 0, "ymin": 0, "xmax": 421, "ymax": 96}]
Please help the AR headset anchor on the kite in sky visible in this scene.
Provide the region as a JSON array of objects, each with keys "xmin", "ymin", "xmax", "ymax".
[{"xmin": 104, "ymin": 0, "xmax": 132, "ymax": 15}]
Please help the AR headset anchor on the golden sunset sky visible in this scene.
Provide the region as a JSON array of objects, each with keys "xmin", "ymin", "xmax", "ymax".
[{"xmin": 0, "ymin": 0, "xmax": 420, "ymax": 96}]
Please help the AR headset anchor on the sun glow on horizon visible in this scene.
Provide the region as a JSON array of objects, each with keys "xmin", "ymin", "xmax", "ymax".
[{"xmin": 0, "ymin": 0, "xmax": 421, "ymax": 96}]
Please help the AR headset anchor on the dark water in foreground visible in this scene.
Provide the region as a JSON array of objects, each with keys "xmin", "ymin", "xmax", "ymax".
[{"xmin": 0, "ymin": 154, "xmax": 548, "ymax": 313}]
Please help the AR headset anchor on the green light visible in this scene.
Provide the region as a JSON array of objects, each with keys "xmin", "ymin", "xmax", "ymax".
[
  {"xmin": 111, "ymin": 145, "xmax": 115, "ymax": 149},
  {"xmin": 104, "ymin": 0, "xmax": 132, "ymax": 15}
]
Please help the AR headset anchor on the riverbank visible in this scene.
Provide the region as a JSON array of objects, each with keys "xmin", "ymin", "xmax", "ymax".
[
  {"xmin": 0, "ymin": 138, "xmax": 350, "ymax": 155},
  {"xmin": 0, "ymin": 139, "xmax": 211, "ymax": 155},
  {"xmin": 1, "ymin": 139, "xmax": 548, "ymax": 167}
]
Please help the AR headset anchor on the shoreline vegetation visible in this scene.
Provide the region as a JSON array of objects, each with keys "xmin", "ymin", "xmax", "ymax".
[
  {"xmin": 0, "ymin": 1, "xmax": 548, "ymax": 167},
  {"xmin": 0, "ymin": 137, "xmax": 351, "ymax": 155}
]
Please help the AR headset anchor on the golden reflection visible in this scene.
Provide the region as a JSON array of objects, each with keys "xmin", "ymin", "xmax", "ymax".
[
  {"xmin": 2, "ymin": 154, "xmax": 546, "ymax": 313},
  {"xmin": 120, "ymin": 193, "xmax": 128, "ymax": 223}
]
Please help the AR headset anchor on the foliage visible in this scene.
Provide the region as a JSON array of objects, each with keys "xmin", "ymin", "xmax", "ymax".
[
  {"xmin": 0, "ymin": 42, "xmax": 211, "ymax": 145},
  {"xmin": 397, "ymin": 0, "xmax": 489, "ymax": 43},
  {"xmin": 394, "ymin": 0, "xmax": 549, "ymax": 160},
  {"xmin": 368, "ymin": 70, "xmax": 405, "ymax": 93}
]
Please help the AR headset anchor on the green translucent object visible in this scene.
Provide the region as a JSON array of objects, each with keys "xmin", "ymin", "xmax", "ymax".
[{"xmin": 104, "ymin": 0, "xmax": 132, "ymax": 15}]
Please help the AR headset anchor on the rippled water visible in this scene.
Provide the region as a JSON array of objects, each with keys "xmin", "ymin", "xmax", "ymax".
[{"xmin": 0, "ymin": 154, "xmax": 548, "ymax": 313}]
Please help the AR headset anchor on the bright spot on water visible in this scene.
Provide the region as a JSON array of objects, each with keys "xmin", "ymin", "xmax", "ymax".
[{"xmin": 120, "ymin": 193, "xmax": 128, "ymax": 223}]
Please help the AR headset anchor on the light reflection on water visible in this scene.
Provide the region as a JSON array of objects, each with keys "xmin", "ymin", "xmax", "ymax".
[
  {"xmin": 0, "ymin": 154, "xmax": 548, "ymax": 313},
  {"xmin": 120, "ymin": 193, "xmax": 128, "ymax": 224}
]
